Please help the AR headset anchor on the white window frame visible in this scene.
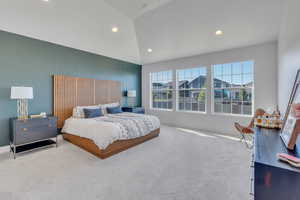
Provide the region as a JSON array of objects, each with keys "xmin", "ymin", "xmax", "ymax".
[
  {"xmin": 150, "ymin": 71, "xmax": 173, "ymax": 111},
  {"xmin": 176, "ymin": 67, "xmax": 207, "ymax": 113},
  {"xmin": 211, "ymin": 61, "xmax": 255, "ymax": 117}
]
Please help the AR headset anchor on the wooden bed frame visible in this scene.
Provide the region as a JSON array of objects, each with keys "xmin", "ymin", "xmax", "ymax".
[
  {"xmin": 53, "ymin": 75, "xmax": 160, "ymax": 159},
  {"xmin": 63, "ymin": 129, "xmax": 160, "ymax": 159}
]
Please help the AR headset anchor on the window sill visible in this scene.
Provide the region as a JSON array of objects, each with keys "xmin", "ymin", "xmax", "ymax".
[
  {"xmin": 211, "ymin": 112, "xmax": 253, "ymax": 118},
  {"xmin": 176, "ymin": 110, "xmax": 207, "ymax": 115},
  {"xmin": 149, "ymin": 109, "xmax": 207, "ymax": 115},
  {"xmin": 149, "ymin": 108, "xmax": 173, "ymax": 112}
]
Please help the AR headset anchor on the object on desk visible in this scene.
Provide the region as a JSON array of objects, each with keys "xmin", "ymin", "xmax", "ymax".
[
  {"xmin": 254, "ymin": 106, "xmax": 283, "ymax": 129},
  {"xmin": 281, "ymin": 69, "xmax": 300, "ymax": 150},
  {"xmin": 254, "ymin": 113, "xmax": 282, "ymax": 129},
  {"xmin": 291, "ymin": 103, "xmax": 300, "ymax": 118},
  {"xmin": 256, "ymin": 116, "xmax": 263, "ymax": 125},
  {"xmin": 272, "ymin": 105, "xmax": 281, "ymax": 118},
  {"xmin": 281, "ymin": 115, "xmax": 300, "ymax": 150},
  {"xmin": 278, "ymin": 153, "xmax": 300, "ymax": 168},
  {"xmin": 265, "ymin": 114, "xmax": 271, "ymax": 126}
]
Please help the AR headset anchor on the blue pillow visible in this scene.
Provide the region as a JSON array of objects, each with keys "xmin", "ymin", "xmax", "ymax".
[
  {"xmin": 107, "ymin": 106, "xmax": 123, "ymax": 114},
  {"xmin": 83, "ymin": 108, "xmax": 103, "ymax": 118}
]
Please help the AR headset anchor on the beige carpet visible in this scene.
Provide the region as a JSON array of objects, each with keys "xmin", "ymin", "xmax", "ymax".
[{"xmin": 0, "ymin": 125, "xmax": 251, "ymax": 200}]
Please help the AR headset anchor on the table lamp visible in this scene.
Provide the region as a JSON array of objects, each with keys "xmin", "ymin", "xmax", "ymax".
[
  {"xmin": 11, "ymin": 86, "xmax": 33, "ymax": 120},
  {"xmin": 127, "ymin": 90, "xmax": 136, "ymax": 107}
]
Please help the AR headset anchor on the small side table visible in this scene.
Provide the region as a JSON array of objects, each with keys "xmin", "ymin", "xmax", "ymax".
[
  {"xmin": 122, "ymin": 107, "xmax": 145, "ymax": 114},
  {"xmin": 9, "ymin": 116, "xmax": 58, "ymax": 159}
]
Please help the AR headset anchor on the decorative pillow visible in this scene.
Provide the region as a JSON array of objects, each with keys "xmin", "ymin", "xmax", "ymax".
[
  {"xmin": 106, "ymin": 106, "xmax": 123, "ymax": 114},
  {"xmin": 72, "ymin": 105, "xmax": 101, "ymax": 118},
  {"xmin": 99, "ymin": 102, "xmax": 120, "ymax": 115},
  {"xmin": 83, "ymin": 108, "xmax": 103, "ymax": 118}
]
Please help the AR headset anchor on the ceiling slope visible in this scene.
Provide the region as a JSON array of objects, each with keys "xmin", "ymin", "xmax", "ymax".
[
  {"xmin": 0, "ymin": 0, "xmax": 141, "ymax": 64},
  {"xmin": 104, "ymin": 0, "xmax": 174, "ymax": 19},
  {"xmin": 0, "ymin": 0, "xmax": 285, "ymax": 65},
  {"xmin": 135, "ymin": 0, "xmax": 284, "ymax": 64}
]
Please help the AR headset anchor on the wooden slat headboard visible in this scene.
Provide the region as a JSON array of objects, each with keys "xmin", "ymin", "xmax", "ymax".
[{"xmin": 53, "ymin": 75, "xmax": 121, "ymax": 128}]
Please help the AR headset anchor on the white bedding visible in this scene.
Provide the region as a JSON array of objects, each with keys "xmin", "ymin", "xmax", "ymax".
[{"xmin": 62, "ymin": 113, "xmax": 160, "ymax": 149}]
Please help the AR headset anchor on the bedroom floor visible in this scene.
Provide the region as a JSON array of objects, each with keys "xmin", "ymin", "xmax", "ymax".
[{"xmin": 0, "ymin": 125, "xmax": 251, "ymax": 200}]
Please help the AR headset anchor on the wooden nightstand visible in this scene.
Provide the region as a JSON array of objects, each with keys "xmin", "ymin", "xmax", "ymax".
[
  {"xmin": 9, "ymin": 116, "xmax": 58, "ymax": 159},
  {"xmin": 122, "ymin": 107, "xmax": 145, "ymax": 114}
]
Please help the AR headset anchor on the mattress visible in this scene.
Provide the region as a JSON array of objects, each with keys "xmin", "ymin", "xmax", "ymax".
[{"xmin": 62, "ymin": 112, "xmax": 160, "ymax": 149}]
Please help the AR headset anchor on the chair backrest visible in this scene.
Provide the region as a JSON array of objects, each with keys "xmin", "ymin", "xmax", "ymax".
[{"xmin": 234, "ymin": 122, "xmax": 244, "ymax": 133}]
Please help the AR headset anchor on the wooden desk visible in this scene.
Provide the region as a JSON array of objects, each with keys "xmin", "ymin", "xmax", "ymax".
[{"xmin": 254, "ymin": 128, "xmax": 300, "ymax": 199}]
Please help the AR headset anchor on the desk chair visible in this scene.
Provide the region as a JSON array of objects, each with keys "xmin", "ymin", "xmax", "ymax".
[{"xmin": 234, "ymin": 109, "xmax": 266, "ymax": 149}]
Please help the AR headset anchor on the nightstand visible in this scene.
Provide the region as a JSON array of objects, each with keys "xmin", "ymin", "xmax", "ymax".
[
  {"xmin": 122, "ymin": 107, "xmax": 145, "ymax": 114},
  {"xmin": 10, "ymin": 116, "xmax": 58, "ymax": 159}
]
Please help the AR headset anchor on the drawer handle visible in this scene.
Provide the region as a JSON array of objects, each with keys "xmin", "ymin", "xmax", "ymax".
[{"xmin": 23, "ymin": 128, "xmax": 28, "ymax": 131}]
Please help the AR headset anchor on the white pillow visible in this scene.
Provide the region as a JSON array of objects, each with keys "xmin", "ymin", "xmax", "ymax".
[
  {"xmin": 72, "ymin": 105, "xmax": 101, "ymax": 118},
  {"xmin": 99, "ymin": 102, "xmax": 120, "ymax": 115}
]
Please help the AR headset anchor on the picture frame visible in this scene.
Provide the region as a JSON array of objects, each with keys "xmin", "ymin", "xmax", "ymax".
[{"xmin": 281, "ymin": 69, "xmax": 300, "ymax": 150}]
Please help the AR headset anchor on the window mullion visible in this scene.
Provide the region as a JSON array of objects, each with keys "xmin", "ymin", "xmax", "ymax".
[
  {"xmin": 172, "ymin": 69, "xmax": 176, "ymax": 112},
  {"xmin": 241, "ymin": 62, "xmax": 244, "ymax": 115}
]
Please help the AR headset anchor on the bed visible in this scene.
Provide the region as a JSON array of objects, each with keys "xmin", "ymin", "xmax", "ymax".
[{"xmin": 53, "ymin": 75, "xmax": 160, "ymax": 159}]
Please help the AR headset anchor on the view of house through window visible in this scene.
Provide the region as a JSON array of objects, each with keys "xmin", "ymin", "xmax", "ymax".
[
  {"xmin": 150, "ymin": 61, "xmax": 253, "ymax": 115},
  {"xmin": 177, "ymin": 67, "xmax": 207, "ymax": 112},
  {"xmin": 151, "ymin": 71, "xmax": 173, "ymax": 110},
  {"xmin": 213, "ymin": 61, "xmax": 254, "ymax": 115}
]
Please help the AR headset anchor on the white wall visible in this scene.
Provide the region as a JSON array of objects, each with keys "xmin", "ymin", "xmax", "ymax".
[
  {"xmin": 278, "ymin": 0, "xmax": 300, "ymax": 113},
  {"xmin": 135, "ymin": 0, "xmax": 283, "ymax": 64},
  {"xmin": 142, "ymin": 42, "xmax": 277, "ymax": 135}
]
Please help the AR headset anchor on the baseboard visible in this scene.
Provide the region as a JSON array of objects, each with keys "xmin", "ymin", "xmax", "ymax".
[{"xmin": 0, "ymin": 145, "xmax": 9, "ymax": 154}]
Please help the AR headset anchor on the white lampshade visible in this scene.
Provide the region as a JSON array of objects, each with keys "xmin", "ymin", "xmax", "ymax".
[
  {"xmin": 127, "ymin": 90, "xmax": 136, "ymax": 97},
  {"xmin": 11, "ymin": 87, "xmax": 33, "ymax": 99}
]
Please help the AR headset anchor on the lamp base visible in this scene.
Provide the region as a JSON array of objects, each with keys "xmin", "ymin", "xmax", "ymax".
[
  {"xmin": 17, "ymin": 99, "xmax": 29, "ymax": 120},
  {"xmin": 127, "ymin": 97, "xmax": 136, "ymax": 107}
]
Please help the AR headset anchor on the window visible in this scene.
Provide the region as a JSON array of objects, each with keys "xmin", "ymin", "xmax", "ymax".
[
  {"xmin": 151, "ymin": 71, "xmax": 173, "ymax": 110},
  {"xmin": 213, "ymin": 61, "xmax": 254, "ymax": 115},
  {"xmin": 177, "ymin": 67, "xmax": 207, "ymax": 112}
]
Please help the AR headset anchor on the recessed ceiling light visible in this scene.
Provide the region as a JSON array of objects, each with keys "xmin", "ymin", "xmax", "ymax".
[
  {"xmin": 215, "ymin": 30, "xmax": 223, "ymax": 36},
  {"xmin": 42, "ymin": 0, "xmax": 49, "ymax": 2},
  {"xmin": 112, "ymin": 27, "xmax": 119, "ymax": 33},
  {"xmin": 147, "ymin": 48, "xmax": 153, "ymax": 53}
]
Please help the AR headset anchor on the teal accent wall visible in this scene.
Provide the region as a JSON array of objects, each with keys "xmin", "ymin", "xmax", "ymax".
[{"xmin": 0, "ymin": 30, "xmax": 141, "ymax": 146}]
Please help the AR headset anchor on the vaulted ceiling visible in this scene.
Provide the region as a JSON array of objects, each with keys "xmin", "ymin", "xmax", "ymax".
[
  {"xmin": 134, "ymin": 0, "xmax": 284, "ymax": 64},
  {"xmin": 0, "ymin": 0, "xmax": 284, "ymax": 65},
  {"xmin": 0, "ymin": 0, "xmax": 141, "ymax": 64},
  {"xmin": 104, "ymin": 0, "xmax": 174, "ymax": 19}
]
